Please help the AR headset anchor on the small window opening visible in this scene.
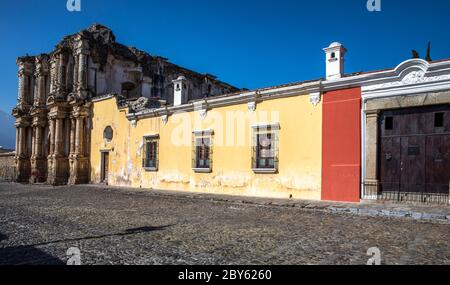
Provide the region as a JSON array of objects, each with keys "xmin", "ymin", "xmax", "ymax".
[
  {"xmin": 434, "ymin": 112, "xmax": 444, "ymax": 128},
  {"xmin": 385, "ymin": 116, "xmax": 393, "ymax": 130}
]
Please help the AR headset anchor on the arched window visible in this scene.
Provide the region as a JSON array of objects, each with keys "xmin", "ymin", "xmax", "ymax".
[{"xmin": 103, "ymin": 126, "xmax": 113, "ymax": 142}]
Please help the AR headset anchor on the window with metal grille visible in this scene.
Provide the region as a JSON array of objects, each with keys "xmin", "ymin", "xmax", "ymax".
[
  {"xmin": 192, "ymin": 130, "xmax": 213, "ymax": 172},
  {"xmin": 252, "ymin": 124, "xmax": 279, "ymax": 173},
  {"xmin": 142, "ymin": 136, "xmax": 159, "ymax": 171}
]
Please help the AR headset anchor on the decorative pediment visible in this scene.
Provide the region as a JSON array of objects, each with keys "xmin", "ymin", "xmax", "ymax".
[
  {"xmin": 362, "ymin": 59, "xmax": 450, "ymax": 97},
  {"xmin": 401, "ymin": 70, "xmax": 425, "ymax": 84}
]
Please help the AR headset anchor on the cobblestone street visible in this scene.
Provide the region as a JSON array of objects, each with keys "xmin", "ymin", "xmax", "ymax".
[{"xmin": 0, "ymin": 183, "xmax": 449, "ymax": 265}]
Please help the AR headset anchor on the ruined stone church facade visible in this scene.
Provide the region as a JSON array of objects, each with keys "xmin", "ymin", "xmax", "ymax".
[{"xmin": 12, "ymin": 24, "xmax": 239, "ymax": 185}]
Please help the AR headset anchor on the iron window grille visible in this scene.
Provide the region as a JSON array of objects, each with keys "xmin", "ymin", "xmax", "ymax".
[
  {"xmin": 192, "ymin": 130, "xmax": 213, "ymax": 173},
  {"xmin": 252, "ymin": 124, "xmax": 280, "ymax": 173},
  {"xmin": 142, "ymin": 135, "xmax": 159, "ymax": 171}
]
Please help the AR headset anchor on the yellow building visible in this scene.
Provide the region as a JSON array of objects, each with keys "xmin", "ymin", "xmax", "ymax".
[{"xmin": 90, "ymin": 82, "xmax": 323, "ymax": 200}]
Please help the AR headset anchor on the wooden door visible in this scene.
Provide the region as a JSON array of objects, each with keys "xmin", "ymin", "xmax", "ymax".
[
  {"xmin": 101, "ymin": 152, "xmax": 109, "ymax": 183},
  {"xmin": 379, "ymin": 137, "xmax": 401, "ymax": 193},
  {"xmin": 425, "ymin": 135, "xmax": 450, "ymax": 194},
  {"xmin": 379, "ymin": 104, "xmax": 450, "ymax": 196},
  {"xmin": 399, "ymin": 136, "xmax": 426, "ymax": 193}
]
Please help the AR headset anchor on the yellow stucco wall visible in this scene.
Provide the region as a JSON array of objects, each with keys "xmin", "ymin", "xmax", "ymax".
[{"xmin": 90, "ymin": 94, "xmax": 322, "ymax": 200}]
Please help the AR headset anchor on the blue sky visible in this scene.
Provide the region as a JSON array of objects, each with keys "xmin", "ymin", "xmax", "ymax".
[{"xmin": 1, "ymin": 0, "xmax": 450, "ymax": 118}]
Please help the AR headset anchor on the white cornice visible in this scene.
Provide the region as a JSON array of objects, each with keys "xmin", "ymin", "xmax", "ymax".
[
  {"xmin": 91, "ymin": 94, "xmax": 116, "ymax": 103},
  {"xmin": 92, "ymin": 58, "xmax": 450, "ymax": 122},
  {"xmin": 126, "ymin": 81, "xmax": 321, "ymax": 121}
]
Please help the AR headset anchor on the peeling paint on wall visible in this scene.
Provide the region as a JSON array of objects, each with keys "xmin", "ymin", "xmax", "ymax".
[{"xmin": 90, "ymin": 95, "xmax": 323, "ymax": 201}]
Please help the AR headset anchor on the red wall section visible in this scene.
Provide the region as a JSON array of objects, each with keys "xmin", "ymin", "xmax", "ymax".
[{"xmin": 322, "ymin": 87, "xmax": 361, "ymax": 202}]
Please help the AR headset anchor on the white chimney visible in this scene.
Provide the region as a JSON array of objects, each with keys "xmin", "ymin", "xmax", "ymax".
[
  {"xmin": 323, "ymin": 42, "xmax": 347, "ymax": 80},
  {"xmin": 172, "ymin": 75, "xmax": 187, "ymax": 106}
]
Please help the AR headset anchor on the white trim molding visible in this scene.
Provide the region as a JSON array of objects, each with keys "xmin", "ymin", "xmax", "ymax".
[
  {"xmin": 143, "ymin": 134, "xmax": 160, "ymax": 139},
  {"xmin": 192, "ymin": 129, "xmax": 214, "ymax": 135},
  {"xmin": 252, "ymin": 168, "xmax": 277, "ymax": 174},
  {"xmin": 251, "ymin": 123, "xmax": 281, "ymax": 130}
]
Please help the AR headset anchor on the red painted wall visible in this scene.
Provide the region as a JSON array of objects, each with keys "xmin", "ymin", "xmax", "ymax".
[{"xmin": 322, "ymin": 87, "xmax": 361, "ymax": 202}]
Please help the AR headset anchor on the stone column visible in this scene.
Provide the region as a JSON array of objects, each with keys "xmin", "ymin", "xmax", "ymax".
[
  {"xmin": 49, "ymin": 119, "xmax": 55, "ymax": 156},
  {"xmin": 17, "ymin": 127, "xmax": 25, "ymax": 158},
  {"xmin": 58, "ymin": 53, "xmax": 67, "ymax": 93},
  {"xmin": 35, "ymin": 69, "xmax": 46, "ymax": 106},
  {"xmin": 47, "ymin": 110, "xmax": 69, "ymax": 186},
  {"xmin": 31, "ymin": 127, "xmax": 36, "ymax": 158},
  {"xmin": 75, "ymin": 117, "xmax": 84, "ymax": 156},
  {"xmin": 15, "ymin": 123, "xmax": 31, "ymax": 182},
  {"xmin": 55, "ymin": 118, "xmax": 64, "ymax": 157},
  {"xmin": 15, "ymin": 127, "xmax": 19, "ymax": 156},
  {"xmin": 35, "ymin": 126, "xmax": 43, "ymax": 158},
  {"xmin": 78, "ymin": 53, "xmax": 88, "ymax": 92},
  {"xmin": 68, "ymin": 104, "xmax": 90, "ymax": 185},
  {"xmin": 73, "ymin": 55, "xmax": 79, "ymax": 92},
  {"xmin": 49, "ymin": 58, "xmax": 57, "ymax": 94},
  {"xmin": 30, "ymin": 123, "xmax": 46, "ymax": 183},
  {"xmin": 365, "ymin": 110, "xmax": 380, "ymax": 184},
  {"xmin": 17, "ymin": 69, "xmax": 26, "ymax": 105},
  {"xmin": 70, "ymin": 118, "xmax": 76, "ymax": 155}
]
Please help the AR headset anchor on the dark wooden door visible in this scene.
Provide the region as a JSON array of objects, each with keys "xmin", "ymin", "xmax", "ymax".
[
  {"xmin": 379, "ymin": 104, "xmax": 450, "ymax": 196},
  {"xmin": 426, "ymin": 135, "xmax": 450, "ymax": 194},
  {"xmin": 101, "ymin": 152, "xmax": 109, "ymax": 183},
  {"xmin": 379, "ymin": 137, "xmax": 401, "ymax": 193},
  {"xmin": 400, "ymin": 136, "xmax": 426, "ymax": 193}
]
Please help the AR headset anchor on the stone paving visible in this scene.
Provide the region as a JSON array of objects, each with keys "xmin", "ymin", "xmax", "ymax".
[{"xmin": 0, "ymin": 183, "xmax": 449, "ymax": 265}]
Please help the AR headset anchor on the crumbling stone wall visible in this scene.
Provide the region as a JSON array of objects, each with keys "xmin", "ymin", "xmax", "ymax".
[{"xmin": 0, "ymin": 153, "xmax": 16, "ymax": 182}]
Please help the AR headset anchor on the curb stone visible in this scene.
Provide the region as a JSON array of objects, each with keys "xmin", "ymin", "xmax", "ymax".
[{"xmin": 300, "ymin": 204, "xmax": 449, "ymax": 223}]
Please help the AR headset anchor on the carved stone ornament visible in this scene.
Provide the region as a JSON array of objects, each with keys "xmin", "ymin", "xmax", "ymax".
[
  {"xmin": 199, "ymin": 109, "xmax": 207, "ymax": 120},
  {"xmin": 248, "ymin": 101, "xmax": 256, "ymax": 112},
  {"xmin": 309, "ymin": 92, "xmax": 321, "ymax": 107},
  {"xmin": 162, "ymin": 114, "xmax": 168, "ymax": 125}
]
